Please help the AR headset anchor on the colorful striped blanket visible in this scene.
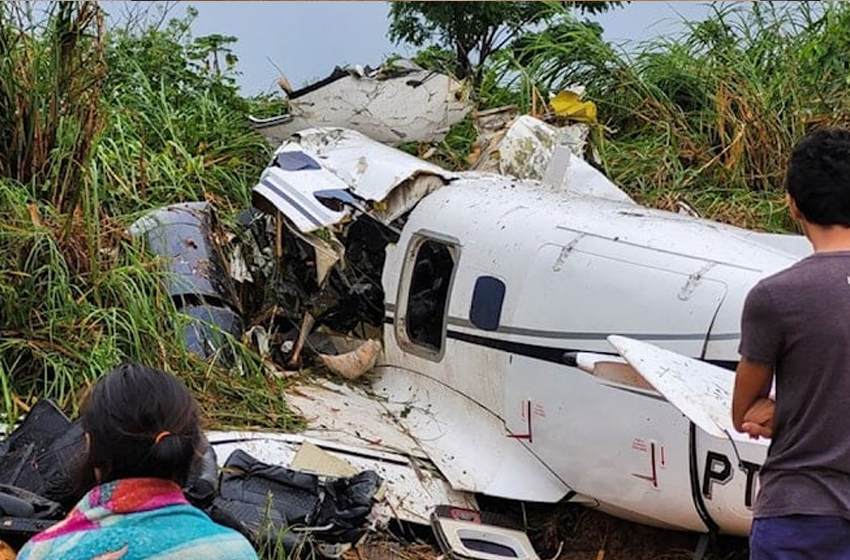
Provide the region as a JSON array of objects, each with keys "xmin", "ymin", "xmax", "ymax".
[{"xmin": 17, "ymin": 478, "xmax": 258, "ymax": 560}]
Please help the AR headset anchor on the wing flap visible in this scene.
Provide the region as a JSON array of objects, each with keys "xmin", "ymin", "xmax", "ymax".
[{"xmin": 606, "ymin": 335, "xmax": 767, "ymax": 446}]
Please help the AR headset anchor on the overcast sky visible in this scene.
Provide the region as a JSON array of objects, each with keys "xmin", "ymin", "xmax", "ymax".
[{"xmin": 165, "ymin": 1, "xmax": 718, "ymax": 96}]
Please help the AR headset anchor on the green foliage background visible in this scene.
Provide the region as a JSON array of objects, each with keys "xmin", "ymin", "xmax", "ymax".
[
  {"xmin": 0, "ymin": 2, "xmax": 293, "ymax": 427},
  {"xmin": 472, "ymin": 2, "xmax": 850, "ymax": 232},
  {"xmin": 0, "ymin": 0, "xmax": 848, "ymax": 432}
]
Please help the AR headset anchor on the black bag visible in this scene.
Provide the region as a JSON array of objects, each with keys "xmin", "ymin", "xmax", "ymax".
[
  {"xmin": 0, "ymin": 400, "xmax": 75, "ymax": 546},
  {"xmin": 40, "ymin": 420, "xmax": 88, "ymax": 508},
  {"xmin": 183, "ymin": 434, "xmax": 220, "ymax": 508},
  {"xmin": 0, "ymin": 399, "xmax": 75, "ymax": 497},
  {"xmin": 208, "ymin": 449, "xmax": 381, "ymax": 553},
  {"xmin": 0, "ymin": 484, "xmax": 63, "ymax": 548}
]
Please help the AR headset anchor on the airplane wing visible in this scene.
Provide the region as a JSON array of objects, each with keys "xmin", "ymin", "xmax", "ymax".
[{"xmin": 605, "ymin": 335, "xmax": 769, "ymax": 446}]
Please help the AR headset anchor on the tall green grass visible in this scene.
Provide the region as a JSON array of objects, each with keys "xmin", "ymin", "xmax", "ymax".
[
  {"xmin": 0, "ymin": 2, "xmax": 106, "ymax": 215},
  {"xmin": 0, "ymin": 2, "xmax": 296, "ymax": 429},
  {"xmin": 484, "ymin": 1, "xmax": 848, "ymax": 231}
]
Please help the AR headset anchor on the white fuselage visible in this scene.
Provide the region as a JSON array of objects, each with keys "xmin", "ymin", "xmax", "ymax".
[{"xmin": 377, "ymin": 175, "xmax": 802, "ymax": 536}]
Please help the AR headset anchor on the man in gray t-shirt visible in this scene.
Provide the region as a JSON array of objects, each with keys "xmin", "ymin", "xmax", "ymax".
[{"xmin": 733, "ymin": 128, "xmax": 850, "ymax": 560}]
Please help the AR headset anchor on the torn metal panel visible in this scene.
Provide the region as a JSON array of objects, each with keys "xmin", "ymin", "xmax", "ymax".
[
  {"xmin": 207, "ymin": 430, "xmax": 477, "ymax": 526},
  {"xmin": 282, "ymin": 128, "xmax": 455, "ymax": 208},
  {"xmin": 253, "ymin": 164, "xmax": 350, "ymax": 234},
  {"xmin": 253, "ymin": 129, "xmax": 455, "ymax": 235},
  {"xmin": 128, "ymin": 202, "xmax": 243, "ymax": 362},
  {"xmin": 371, "ymin": 173, "xmax": 446, "ymax": 225},
  {"xmin": 285, "ymin": 379, "xmax": 430, "ymax": 457},
  {"xmin": 250, "ymin": 61, "xmax": 472, "ymax": 147},
  {"xmin": 287, "ymin": 374, "xmax": 570, "ymax": 503},
  {"xmin": 247, "ymin": 128, "xmax": 453, "ymax": 335},
  {"xmin": 127, "ymin": 202, "xmax": 233, "ymax": 303},
  {"xmin": 470, "ymin": 114, "xmax": 634, "ymax": 205}
]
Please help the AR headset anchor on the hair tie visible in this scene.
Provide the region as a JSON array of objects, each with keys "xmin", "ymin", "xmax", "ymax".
[{"xmin": 154, "ymin": 431, "xmax": 171, "ymax": 445}]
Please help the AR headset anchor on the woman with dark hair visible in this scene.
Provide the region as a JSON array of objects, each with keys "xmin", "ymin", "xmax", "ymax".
[{"xmin": 17, "ymin": 363, "xmax": 258, "ymax": 560}]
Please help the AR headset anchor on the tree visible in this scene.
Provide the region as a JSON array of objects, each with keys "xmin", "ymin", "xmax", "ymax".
[
  {"xmin": 189, "ymin": 33, "xmax": 239, "ymax": 77},
  {"xmin": 387, "ymin": 1, "xmax": 625, "ymax": 86},
  {"xmin": 104, "ymin": 8, "xmax": 245, "ymax": 117}
]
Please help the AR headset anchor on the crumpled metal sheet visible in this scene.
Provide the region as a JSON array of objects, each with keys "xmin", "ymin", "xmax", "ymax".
[
  {"xmin": 291, "ymin": 128, "xmax": 456, "ymax": 204},
  {"xmin": 253, "ymin": 128, "xmax": 456, "ymax": 234},
  {"xmin": 473, "ymin": 114, "xmax": 589, "ymax": 180},
  {"xmin": 249, "ymin": 60, "xmax": 472, "ymax": 147},
  {"xmin": 472, "ymin": 114, "xmax": 634, "ymax": 204},
  {"xmin": 253, "ymin": 163, "xmax": 350, "ymax": 233},
  {"xmin": 128, "ymin": 202, "xmax": 243, "ymax": 362},
  {"xmin": 181, "ymin": 305, "xmax": 243, "ymax": 362},
  {"xmin": 128, "ymin": 202, "xmax": 229, "ymax": 302}
]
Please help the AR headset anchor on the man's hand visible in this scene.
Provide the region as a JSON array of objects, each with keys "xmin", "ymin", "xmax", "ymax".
[
  {"xmin": 732, "ymin": 357, "xmax": 774, "ymax": 434},
  {"xmin": 741, "ymin": 397, "xmax": 774, "ymax": 439}
]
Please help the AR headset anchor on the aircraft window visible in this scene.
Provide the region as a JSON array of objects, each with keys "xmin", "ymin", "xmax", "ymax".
[
  {"xmin": 470, "ymin": 276, "xmax": 505, "ymax": 331},
  {"xmin": 405, "ymin": 239, "xmax": 456, "ymax": 354},
  {"xmin": 274, "ymin": 150, "xmax": 320, "ymax": 171}
]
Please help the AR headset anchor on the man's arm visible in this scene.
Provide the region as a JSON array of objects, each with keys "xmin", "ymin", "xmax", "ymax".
[{"xmin": 732, "ymin": 357, "xmax": 774, "ymax": 438}]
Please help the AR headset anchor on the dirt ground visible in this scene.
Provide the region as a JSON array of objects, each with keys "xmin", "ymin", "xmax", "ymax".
[
  {"xmin": 534, "ymin": 507, "xmax": 750, "ymax": 560},
  {"xmin": 352, "ymin": 502, "xmax": 749, "ymax": 560}
]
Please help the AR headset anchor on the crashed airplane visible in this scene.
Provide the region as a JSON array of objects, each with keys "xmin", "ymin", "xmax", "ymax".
[
  {"xmin": 102, "ymin": 64, "xmax": 813, "ymax": 555},
  {"xmin": 238, "ymin": 117, "xmax": 809, "ymax": 543},
  {"xmin": 0, "ymin": 62, "xmax": 806, "ymax": 559}
]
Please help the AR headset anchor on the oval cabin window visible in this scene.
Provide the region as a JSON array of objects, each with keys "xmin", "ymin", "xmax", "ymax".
[{"xmin": 470, "ymin": 276, "xmax": 506, "ymax": 332}]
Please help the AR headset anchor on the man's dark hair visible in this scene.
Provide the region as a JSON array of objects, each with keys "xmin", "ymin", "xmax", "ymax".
[
  {"xmin": 786, "ymin": 128, "xmax": 850, "ymax": 226},
  {"xmin": 81, "ymin": 363, "xmax": 202, "ymax": 486}
]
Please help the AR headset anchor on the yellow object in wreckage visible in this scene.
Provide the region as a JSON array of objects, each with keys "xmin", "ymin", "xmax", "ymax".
[{"xmin": 550, "ymin": 90, "xmax": 598, "ymax": 124}]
